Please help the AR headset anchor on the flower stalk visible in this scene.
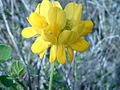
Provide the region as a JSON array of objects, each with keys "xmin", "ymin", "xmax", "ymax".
[{"xmin": 49, "ymin": 62, "xmax": 55, "ymax": 90}]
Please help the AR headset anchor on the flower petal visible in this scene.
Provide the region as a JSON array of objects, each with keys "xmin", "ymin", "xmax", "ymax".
[
  {"xmin": 49, "ymin": 45, "xmax": 57, "ymax": 63},
  {"xmin": 41, "ymin": 29, "xmax": 57, "ymax": 44},
  {"xmin": 69, "ymin": 24, "xmax": 84, "ymax": 43},
  {"xmin": 40, "ymin": 0, "xmax": 53, "ymax": 18},
  {"xmin": 21, "ymin": 27, "xmax": 37, "ymax": 38},
  {"xmin": 72, "ymin": 20, "xmax": 93, "ymax": 37},
  {"xmin": 58, "ymin": 23, "xmax": 84, "ymax": 44},
  {"xmin": 70, "ymin": 38, "xmax": 90, "ymax": 52},
  {"xmin": 39, "ymin": 50, "xmax": 46, "ymax": 59},
  {"xmin": 58, "ymin": 30, "xmax": 72, "ymax": 44},
  {"xmin": 67, "ymin": 47, "xmax": 74, "ymax": 63},
  {"xmin": 27, "ymin": 13, "xmax": 47, "ymax": 28},
  {"xmin": 79, "ymin": 20, "xmax": 94, "ymax": 36},
  {"xmin": 57, "ymin": 45, "xmax": 66, "ymax": 64},
  {"xmin": 46, "ymin": 7, "xmax": 66, "ymax": 29},
  {"xmin": 31, "ymin": 37, "xmax": 48, "ymax": 53},
  {"xmin": 64, "ymin": 3, "xmax": 82, "ymax": 21},
  {"xmin": 35, "ymin": 3, "xmax": 41, "ymax": 14},
  {"xmin": 58, "ymin": 30, "xmax": 75, "ymax": 44},
  {"xmin": 74, "ymin": 4, "xmax": 82, "ymax": 21},
  {"xmin": 52, "ymin": 1, "xmax": 62, "ymax": 9}
]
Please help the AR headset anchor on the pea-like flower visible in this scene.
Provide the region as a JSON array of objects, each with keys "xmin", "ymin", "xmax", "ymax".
[{"xmin": 22, "ymin": 0, "xmax": 93, "ymax": 64}]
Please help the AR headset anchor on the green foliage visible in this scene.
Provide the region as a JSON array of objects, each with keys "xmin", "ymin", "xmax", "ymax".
[
  {"xmin": 11, "ymin": 60, "xmax": 25, "ymax": 78},
  {"xmin": 103, "ymin": 77, "xmax": 108, "ymax": 84},
  {"xmin": 14, "ymin": 84, "xmax": 23, "ymax": 90},
  {"xmin": 0, "ymin": 44, "xmax": 12, "ymax": 62},
  {"xmin": 109, "ymin": 83, "xmax": 116, "ymax": 90},
  {"xmin": 0, "ymin": 75, "xmax": 24, "ymax": 90},
  {"xmin": 0, "ymin": 75, "xmax": 14, "ymax": 87},
  {"xmin": 0, "ymin": 44, "xmax": 25, "ymax": 89}
]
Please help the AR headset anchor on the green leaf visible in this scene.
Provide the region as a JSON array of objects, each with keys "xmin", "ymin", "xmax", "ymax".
[
  {"xmin": 11, "ymin": 61, "xmax": 25, "ymax": 78},
  {"xmin": 0, "ymin": 44, "xmax": 12, "ymax": 62},
  {"xmin": 109, "ymin": 84, "xmax": 116, "ymax": 90},
  {"xmin": 0, "ymin": 75, "xmax": 14, "ymax": 87}
]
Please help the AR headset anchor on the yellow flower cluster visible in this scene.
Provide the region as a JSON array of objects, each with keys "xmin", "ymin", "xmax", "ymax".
[{"xmin": 22, "ymin": 0, "xmax": 93, "ymax": 64}]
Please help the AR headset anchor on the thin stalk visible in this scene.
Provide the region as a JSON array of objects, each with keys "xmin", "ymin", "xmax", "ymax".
[
  {"xmin": 48, "ymin": 63, "xmax": 55, "ymax": 90},
  {"xmin": 15, "ymin": 79, "xmax": 27, "ymax": 90}
]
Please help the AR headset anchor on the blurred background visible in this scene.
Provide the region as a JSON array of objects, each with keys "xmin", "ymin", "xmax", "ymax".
[{"xmin": 0, "ymin": 0, "xmax": 120, "ymax": 90}]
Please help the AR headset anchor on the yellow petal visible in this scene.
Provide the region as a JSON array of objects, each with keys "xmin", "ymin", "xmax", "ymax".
[
  {"xmin": 64, "ymin": 3, "xmax": 76, "ymax": 20},
  {"xmin": 68, "ymin": 23, "xmax": 84, "ymax": 44},
  {"xmin": 49, "ymin": 45, "xmax": 57, "ymax": 63},
  {"xmin": 70, "ymin": 22, "xmax": 84, "ymax": 40},
  {"xmin": 57, "ymin": 45, "xmax": 66, "ymax": 64},
  {"xmin": 21, "ymin": 27, "xmax": 37, "ymax": 38},
  {"xmin": 72, "ymin": 20, "xmax": 93, "ymax": 37},
  {"xmin": 58, "ymin": 30, "xmax": 74, "ymax": 44},
  {"xmin": 52, "ymin": 1, "xmax": 62, "ymax": 9},
  {"xmin": 41, "ymin": 28, "xmax": 57, "ymax": 44},
  {"xmin": 40, "ymin": 0, "xmax": 53, "ymax": 18},
  {"xmin": 58, "ymin": 30, "xmax": 72, "ymax": 44},
  {"xmin": 70, "ymin": 38, "xmax": 90, "ymax": 52},
  {"xmin": 58, "ymin": 23, "xmax": 84, "ymax": 44},
  {"xmin": 33, "ymin": 28, "xmax": 43, "ymax": 35},
  {"xmin": 35, "ymin": 3, "xmax": 41, "ymax": 14},
  {"xmin": 31, "ymin": 37, "xmax": 48, "ymax": 53},
  {"xmin": 67, "ymin": 47, "xmax": 74, "ymax": 63},
  {"xmin": 46, "ymin": 7, "xmax": 66, "ymax": 29},
  {"xmin": 73, "ymin": 4, "xmax": 82, "ymax": 21},
  {"xmin": 39, "ymin": 50, "xmax": 46, "ymax": 59},
  {"xmin": 27, "ymin": 13, "xmax": 47, "ymax": 28},
  {"xmin": 58, "ymin": 23, "xmax": 87, "ymax": 44},
  {"xmin": 79, "ymin": 20, "xmax": 94, "ymax": 36},
  {"xmin": 46, "ymin": 24, "xmax": 60, "ymax": 37},
  {"xmin": 64, "ymin": 3, "xmax": 82, "ymax": 21},
  {"xmin": 22, "ymin": 27, "xmax": 42, "ymax": 36}
]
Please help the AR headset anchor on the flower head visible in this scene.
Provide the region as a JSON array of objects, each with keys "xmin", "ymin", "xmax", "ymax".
[{"xmin": 22, "ymin": 0, "xmax": 93, "ymax": 64}]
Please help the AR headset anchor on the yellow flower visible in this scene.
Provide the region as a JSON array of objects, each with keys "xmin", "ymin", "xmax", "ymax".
[
  {"xmin": 22, "ymin": 0, "xmax": 65, "ymax": 58},
  {"xmin": 21, "ymin": 0, "xmax": 93, "ymax": 64},
  {"xmin": 22, "ymin": 0, "xmax": 63, "ymax": 36}
]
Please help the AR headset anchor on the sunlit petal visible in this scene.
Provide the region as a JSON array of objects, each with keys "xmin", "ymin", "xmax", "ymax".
[
  {"xmin": 52, "ymin": 1, "xmax": 62, "ymax": 9},
  {"xmin": 46, "ymin": 7, "xmax": 66, "ymax": 29},
  {"xmin": 21, "ymin": 27, "xmax": 37, "ymax": 38},
  {"xmin": 27, "ymin": 13, "xmax": 47, "ymax": 28},
  {"xmin": 64, "ymin": 3, "xmax": 82, "ymax": 21},
  {"xmin": 40, "ymin": 0, "xmax": 53, "ymax": 18}
]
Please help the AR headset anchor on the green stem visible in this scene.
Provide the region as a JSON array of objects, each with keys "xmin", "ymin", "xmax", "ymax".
[{"xmin": 49, "ymin": 63, "xmax": 55, "ymax": 90}]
